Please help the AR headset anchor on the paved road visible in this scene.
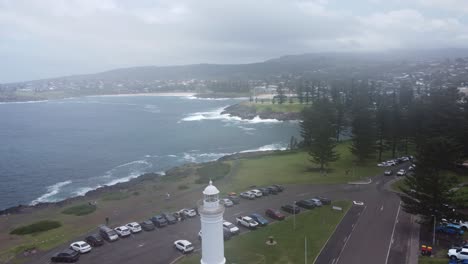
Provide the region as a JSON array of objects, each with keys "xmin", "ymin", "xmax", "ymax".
[{"xmin": 28, "ymin": 166, "xmax": 415, "ymax": 264}]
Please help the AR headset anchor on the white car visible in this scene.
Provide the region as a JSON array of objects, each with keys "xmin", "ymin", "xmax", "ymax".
[
  {"xmin": 386, "ymin": 160, "xmax": 397, "ymax": 166},
  {"xmin": 126, "ymin": 222, "xmax": 142, "ymax": 233},
  {"xmin": 174, "ymin": 240, "xmax": 194, "ymax": 254},
  {"xmin": 181, "ymin": 208, "xmax": 197, "ymax": 217},
  {"xmin": 448, "ymin": 247, "xmax": 468, "ymax": 260},
  {"xmin": 114, "ymin": 226, "xmax": 131, "ymax": 237},
  {"xmin": 377, "ymin": 162, "xmax": 387, "ymax": 167},
  {"xmin": 353, "ymin": 201, "xmax": 365, "ymax": 206},
  {"xmin": 70, "ymin": 241, "xmax": 91, "ymax": 253},
  {"xmin": 236, "ymin": 216, "xmax": 259, "ymax": 229},
  {"xmin": 222, "ymin": 198, "xmax": 234, "ymax": 207},
  {"xmin": 250, "ymin": 189, "xmax": 263, "ymax": 197},
  {"xmin": 396, "ymin": 169, "xmax": 406, "ymax": 176},
  {"xmin": 240, "ymin": 192, "xmax": 255, "ymax": 199},
  {"xmin": 223, "ymin": 221, "xmax": 240, "ymax": 234}
]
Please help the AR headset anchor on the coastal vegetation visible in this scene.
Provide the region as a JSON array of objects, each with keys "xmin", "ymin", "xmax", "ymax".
[
  {"xmin": 101, "ymin": 191, "xmax": 130, "ymax": 201},
  {"xmin": 10, "ymin": 220, "xmax": 62, "ymax": 235},
  {"xmin": 179, "ymin": 201, "xmax": 351, "ymax": 264},
  {"xmin": 195, "ymin": 162, "xmax": 231, "ymax": 184},
  {"xmin": 61, "ymin": 204, "xmax": 97, "ymax": 216}
]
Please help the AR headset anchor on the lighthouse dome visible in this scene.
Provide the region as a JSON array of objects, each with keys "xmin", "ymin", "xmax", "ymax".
[{"xmin": 203, "ymin": 180, "xmax": 219, "ymax": 195}]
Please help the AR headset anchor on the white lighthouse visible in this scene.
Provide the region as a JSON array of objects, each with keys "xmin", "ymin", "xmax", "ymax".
[{"xmin": 199, "ymin": 181, "xmax": 226, "ymax": 264}]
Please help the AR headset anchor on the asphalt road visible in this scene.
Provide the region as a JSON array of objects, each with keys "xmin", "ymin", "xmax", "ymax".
[{"xmin": 28, "ymin": 165, "xmax": 414, "ymax": 264}]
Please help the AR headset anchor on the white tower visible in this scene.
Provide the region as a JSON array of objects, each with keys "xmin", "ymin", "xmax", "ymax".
[{"xmin": 199, "ymin": 181, "xmax": 226, "ymax": 264}]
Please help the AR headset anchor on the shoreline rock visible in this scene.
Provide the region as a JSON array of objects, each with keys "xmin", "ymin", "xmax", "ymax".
[
  {"xmin": 222, "ymin": 103, "xmax": 301, "ymax": 121},
  {"xmin": 0, "ymin": 150, "xmax": 280, "ymax": 216}
]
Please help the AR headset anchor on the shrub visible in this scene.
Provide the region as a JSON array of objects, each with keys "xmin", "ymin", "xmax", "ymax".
[
  {"xmin": 195, "ymin": 162, "xmax": 231, "ymax": 184},
  {"xmin": 61, "ymin": 204, "xmax": 97, "ymax": 216},
  {"xmin": 178, "ymin": 184, "xmax": 189, "ymax": 190},
  {"xmin": 10, "ymin": 220, "xmax": 61, "ymax": 235}
]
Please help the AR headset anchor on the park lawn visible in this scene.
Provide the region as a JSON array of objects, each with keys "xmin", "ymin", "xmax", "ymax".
[
  {"xmin": 180, "ymin": 201, "xmax": 351, "ymax": 264},
  {"xmin": 242, "ymin": 101, "xmax": 307, "ymax": 113},
  {"xmin": 391, "ymin": 178, "xmax": 406, "ymax": 193},
  {"xmin": 222, "ymin": 141, "xmax": 383, "ymax": 192}
]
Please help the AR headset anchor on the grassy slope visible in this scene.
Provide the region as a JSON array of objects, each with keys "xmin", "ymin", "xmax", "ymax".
[
  {"xmin": 418, "ymin": 256, "xmax": 448, "ymax": 264},
  {"xmin": 180, "ymin": 201, "xmax": 351, "ymax": 264},
  {"xmin": 221, "ymin": 141, "xmax": 383, "ymax": 193},
  {"xmin": 241, "ymin": 101, "xmax": 307, "ymax": 113}
]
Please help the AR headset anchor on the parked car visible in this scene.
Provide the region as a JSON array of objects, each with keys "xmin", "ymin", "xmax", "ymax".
[
  {"xmin": 281, "ymin": 204, "xmax": 300, "ymax": 214},
  {"xmin": 240, "ymin": 191, "xmax": 255, "ymax": 199},
  {"xmin": 227, "ymin": 194, "xmax": 241, "ymax": 204},
  {"xmin": 140, "ymin": 220, "xmax": 155, "ymax": 231},
  {"xmin": 70, "ymin": 241, "xmax": 91, "ymax": 253},
  {"xmin": 448, "ymin": 247, "xmax": 468, "ymax": 260},
  {"xmin": 85, "ymin": 234, "xmax": 104, "ymax": 247},
  {"xmin": 396, "ymin": 169, "xmax": 406, "ymax": 176},
  {"xmin": 151, "ymin": 214, "xmax": 168, "ymax": 227},
  {"xmin": 384, "ymin": 170, "xmax": 393, "ymax": 176},
  {"xmin": 309, "ymin": 198, "xmax": 323, "ymax": 207},
  {"xmin": 265, "ymin": 208, "xmax": 286, "ymax": 220},
  {"xmin": 222, "ymin": 198, "xmax": 234, "ymax": 207},
  {"xmin": 126, "ymin": 222, "xmax": 142, "ymax": 233},
  {"xmin": 315, "ymin": 196, "xmax": 331, "ymax": 205},
  {"xmin": 99, "ymin": 225, "xmax": 119, "ymax": 242},
  {"xmin": 223, "ymin": 221, "xmax": 240, "ymax": 235},
  {"xmin": 409, "ymin": 164, "xmax": 416, "ymax": 171},
  {"xmin": 174, "ymin": 240, "xmax": 194, "ymax": 254},
  {"xmin": 180, "ymin": 208, "xmax": 197, "ymax": 217},
  {"xmin": 250, "ymin": 213, "xmax": 269, "ymax": 226},
  {"xmin": 272, "ymin": 184, "xmax": 284, "ymax": 192},
  {"xmin": 250, "ymin": 189, "xmax": 263, "ymax": 197},
  {"xmin": 51, "ymin": 249, "xmax": 80, "ymax": 263},
  {"xmin": 266, "ymin": 186, "xmax": 278, "ymax": 195},
  {"xmin": 236, "ymin": 216, "xmax": 259, "ymax": 229},
  {"xmin": 258, "ymin": 187, "xmax": 270, "ymax": 196},
  {"xmin": 162, "ymin": 212, "xmax": 177, "ymax": 224},
  {"xmin": 114, "ymin": 226, "xmax": 131, "ymax": 237},
  {"xmin": 295, "ymin": 199, "xmax": 316, "ymax": 209},
  {"xmin": 436, "ymin": 223, "xmax": 464, "ymax": 235}
]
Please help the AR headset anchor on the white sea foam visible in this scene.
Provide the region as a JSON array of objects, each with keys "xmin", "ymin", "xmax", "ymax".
[
  {"xmin": 143, "ymin": 104, "xmax": 160, "ymax": 113},
  {"xmin": 0, "ymin": 100, "xmax": 49, "ymax": 105},
  {"xmin": 167, "ymin": 154, "xmax": 177, "ymax": 158},
  {"xmin": 240, "ymin": 143, "xmax": 287, "ymax": 153},
  {"xmin": 73, "ymin": 187, "xmax": 97, "ymax": 197},
  {"xmin": 30, "ymin": 180, "xmax": 72, "ymax": 205},
  {"xmin": 181, "ymin": 107, "xmax": 281, "ymax": 124}
]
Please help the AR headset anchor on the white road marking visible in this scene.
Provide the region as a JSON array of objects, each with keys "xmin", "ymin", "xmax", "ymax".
[
  {"xmin": 381, "ymin": 205, "xmax": 384, "ymax": 211},
  {"xmin": 138, "ymin": 243, "xmax": 145, "ymax": 247},
  {"xmin": 335, "ymin": 205, "xmax": 367, "ymax": 264},
  {"xmin": 297, "ymin": 192, "xmax": 310, "ymax": 197},
  {"xmin": 385, "ymin": 201, "xmax": 401, "ymax": 264}
]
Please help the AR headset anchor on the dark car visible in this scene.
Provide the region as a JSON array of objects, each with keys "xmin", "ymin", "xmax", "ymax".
[
  {"xmin": 85, "ymin": 234, "xmax": 104, "ymax": 247},
  {"xmin": 140, "ymin": 220, "xmax": 155, "ymax": 231},
  {"xmin": 384, "ymin": 170, "xmax": 393, "ymax": 176},
  {"xmin": 227, "ymin": 194, "xmax": 240, "ymax": 204},
  {"xmin": 257, "ymin": 187, "xmax": 270, "ymax": 196},
  {"xmin": 272, "ymin": 184, "xmax": 285, "ymax": 192},
  {"xmin": 250, "ymin": 213, "xmax": 269, "ymax": 226},
  {"xmin": 51, "ymin": 249, "xmax": 80, "ymax": 263},
  {"xmin": 265, "ymin": 208, "xmax": 286, "ymax": 220},
  {"xmin": 295, "ymin": 199, "xmax": 316, "ymax": 209},
  {"xmin": 162, "ymin": 212, "xmax": 177, "ymax": 224},
  {"xmin": 281, "ymin": 204, "xmax": 300, "ymax": 214},
  {"xmin": 266, "ymin": 186, "xmax": 278, "ymax": 195},
  {"xmin": 151, "ymin": 214, "xmax": 168, "ymax": 227},
  {"xmin": 315, "ymin": 196, "xmax": 331, "ymax": 205}
]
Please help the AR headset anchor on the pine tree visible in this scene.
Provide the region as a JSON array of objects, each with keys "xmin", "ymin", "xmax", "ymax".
[{"xmin": 300, "ymin": 99, "xmax": 339, "ymax": 170}]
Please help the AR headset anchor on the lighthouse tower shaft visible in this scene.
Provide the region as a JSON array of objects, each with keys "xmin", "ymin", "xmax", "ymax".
[{"xmin": 199, "ymin": 181, "xmax": 226, "ymax": 264}]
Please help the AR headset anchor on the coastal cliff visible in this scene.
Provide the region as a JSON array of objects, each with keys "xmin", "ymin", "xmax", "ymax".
[{"xmin": 222, "ymin": 103, "xmax": 302, "ymax": 121}]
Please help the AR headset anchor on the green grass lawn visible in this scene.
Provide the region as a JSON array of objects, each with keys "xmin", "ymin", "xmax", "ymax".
[
  {"xmin": 61, "ymin": 204, "xmax": 97, "ymax": 216},
  {"xmin": 242, "ymin": 101, "xmax": 307, "ymax": 113},
  {"xmin": 179, "ymin": 201, "xmax": 351, "ymax": 264},
  {"xmin": 222, "ymin": 142, "xmax": 383, "ymax": 192},
  {"xmin": 391, "ymin": 178, "xmax": 406, "ymax": 193}
]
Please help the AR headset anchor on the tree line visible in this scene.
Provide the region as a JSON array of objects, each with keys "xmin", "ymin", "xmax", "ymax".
[{"xmin": 298, "ymin": 78, "xmax": 468, "ymax": 221}]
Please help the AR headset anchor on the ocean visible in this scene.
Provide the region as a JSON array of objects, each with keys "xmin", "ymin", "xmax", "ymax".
[{"xmin": 0, "ymin": 95, "xmax": 299, "ymax": 210}]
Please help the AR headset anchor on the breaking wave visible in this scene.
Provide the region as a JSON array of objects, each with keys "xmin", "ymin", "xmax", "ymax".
[
  {"xmin": 181, "ymin": 107, "xmax": 281, "ymax": 124},
  {"xmin": 30, "ymin": 180, "xmax": 72, "ymax": 205}
]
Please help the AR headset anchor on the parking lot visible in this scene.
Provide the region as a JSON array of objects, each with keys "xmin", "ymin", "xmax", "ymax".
[{"xmin": 28, "ymin": 162, "xmax": 414, "ymax": 264}]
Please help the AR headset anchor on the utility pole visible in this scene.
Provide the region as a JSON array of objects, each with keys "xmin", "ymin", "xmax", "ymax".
[
  {"xmin": 304, "ymin": 236, "xmax": 308, "ymax": 264},
  {"xmin": 293, "ymin": 201, "xmax": 296, "ymax": 230},
  {"xmin": 432, "ymin": 215, "xmax": 436, "ymax": 246}
]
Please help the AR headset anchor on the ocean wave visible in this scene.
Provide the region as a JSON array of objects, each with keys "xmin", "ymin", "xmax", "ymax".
[
  {"xmin": 240, "ymin": 143, "xmax": 287, "ymax": 153},
  {"xmin": 30, "ymin": 180, "xmax": 72, "ymax": 205},
  {"xmin": 181, "ymin": 107, "xmax": 281, "ymax": 124},
  {"xmin": 0, "ymin": 100, "xmax": 49, "ymax": 105},
  {"xmin": 183, "ymin": 96, "xmax": 232, "ymax": 101},
  {"xmin": 143, "ymin": 104, "xmax": 160, "ymax": 113}
]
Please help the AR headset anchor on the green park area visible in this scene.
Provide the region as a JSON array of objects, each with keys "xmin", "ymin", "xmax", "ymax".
[
  {"xmin": 179, "ymin": 201, "xmax": 351, "ymax": 264},
  {"xmin": 242, "ymin": 101, "xmax": 307, "ymax": 113}
]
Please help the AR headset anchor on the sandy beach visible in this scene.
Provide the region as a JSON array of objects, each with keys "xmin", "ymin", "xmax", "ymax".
[{"xmin": 88, "ymin": 92, "xmax": 196, "ymax": 98}]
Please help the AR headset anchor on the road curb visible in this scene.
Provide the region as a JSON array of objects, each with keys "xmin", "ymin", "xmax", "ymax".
[
  {"xmin": 347, "ymin": 178, "xmax": 372, "ymax": 185},
  {"xmin": 312, "ymin": 203, "xmax": 353, "ymax": 264}
]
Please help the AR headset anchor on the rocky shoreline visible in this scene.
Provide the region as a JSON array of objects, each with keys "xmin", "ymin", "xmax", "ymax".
[
  {"xmin": 222, "ymin": 103, "xmax": 301, "ymax": 121},
  {"xmin": 0, "ymin": 150, "xmax": 281, "ymax": 216}
]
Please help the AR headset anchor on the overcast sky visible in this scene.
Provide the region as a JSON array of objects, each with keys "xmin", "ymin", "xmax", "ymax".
[{"xmin": 1, "ymin": 0, "xmax": 468, "ymax": 83}]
